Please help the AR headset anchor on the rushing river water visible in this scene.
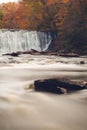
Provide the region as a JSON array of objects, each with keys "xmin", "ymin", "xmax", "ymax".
[
  {"xmin": 0, "ymin": 30, "xmax": 57, "ymax": 53},
  {"xmin": 0, "ymin": 54, "xmax": 87, "ymax": 130}
]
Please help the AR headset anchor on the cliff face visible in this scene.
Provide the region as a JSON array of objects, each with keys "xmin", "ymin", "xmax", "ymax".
[{"xmin": 52, "ymin": 0, "xmax": 87, "ymax": 54}]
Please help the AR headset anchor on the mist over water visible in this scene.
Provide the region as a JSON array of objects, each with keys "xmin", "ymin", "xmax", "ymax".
[{"xmin": 0, "ymin": 55, "xmax": 87, "ymax": 130}]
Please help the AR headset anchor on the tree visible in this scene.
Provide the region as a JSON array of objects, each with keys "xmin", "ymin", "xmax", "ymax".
[
  {"xmin": 0, "ymin": 9, "xmax": 3, "ymax": 28},
  {"xmin": 0, "ymin": 10, "xmax": 3, "ymax": 20},
  {"xmin": 0, "ymin": 2, "xmax": 19, "ymax": 29}
]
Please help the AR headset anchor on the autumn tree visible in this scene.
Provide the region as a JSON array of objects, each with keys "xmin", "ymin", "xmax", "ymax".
[
  {"xmin": 0, "ymin": 0, "xmax": 69, "ymax": 30},
  {"xmin": 54, "ymin": 0, "xmax": 87, "ymax": 54},
  {"xmin": 0, "ymin": 2, "xmax": 19, "ymax": 29},
  {"xmin": 21, "ymin": 0, "xmax": 44, "ymax": 30},
  {"xmin": 0, "ymin": 9, "xmax": 3, "ymax": 28},
  {"xmin": 14, "ymin": 1, "xmax": 31, "ymax": 29}
]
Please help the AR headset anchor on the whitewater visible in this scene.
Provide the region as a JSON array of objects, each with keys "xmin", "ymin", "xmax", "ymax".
[
  {"xmin": 0, "ymin": 54, "xmax": 87, "ymax": 130},
  {"xmin": 0, "ymin": 30, "xmax": 57, "ymax": 53},
  {"xmin": 0, "ymin": 29, "xmax": 87, "ymax": 130}
]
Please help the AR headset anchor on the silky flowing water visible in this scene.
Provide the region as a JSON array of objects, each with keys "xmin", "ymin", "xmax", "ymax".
[
  {"xmin": 0, "ymin": 30, "xmax": 56, "ymax": 53},
  {"xmin": 0, "ymin": 55, "xmax": 87, "ymax": 130}
]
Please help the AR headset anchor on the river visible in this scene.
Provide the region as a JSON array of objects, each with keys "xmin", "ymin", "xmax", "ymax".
[{"xmin": 0, "ymin": 54, "xmax": 87, "ymax": 130}]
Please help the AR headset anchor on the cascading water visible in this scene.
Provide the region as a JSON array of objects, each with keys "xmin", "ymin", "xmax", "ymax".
[
  {"xmin": 0, "ymin": 30, "xmax": 87, "ymax": 130},
  {"xmin": 0, "ymin": 29, "xmax": 57, "ymax": 54}
]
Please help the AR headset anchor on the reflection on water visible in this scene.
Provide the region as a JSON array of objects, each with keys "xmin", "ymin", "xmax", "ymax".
[{"xmin": 0, "ymin": 55, "xmax": 87, "ymax": 130}]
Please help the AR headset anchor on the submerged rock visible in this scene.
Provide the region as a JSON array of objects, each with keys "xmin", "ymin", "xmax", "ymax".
[{"xmin": 34, "ymin": 78, "xmax": 87, "ymax": 94}]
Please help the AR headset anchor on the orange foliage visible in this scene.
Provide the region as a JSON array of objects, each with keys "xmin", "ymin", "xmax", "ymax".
[
  {"xmin": 46, "ymin": 0, "xmax": 69, "ymax": 5},
  {"xmin": 0, "ymin": 2, "xmax": 19, "ymax": 28},
  {"xmin": 0, "ymin": 0, "xmax": 86, "ymax": 31},
  {"xmin": 14, "ymin": 1, "xmax": 31, "ymax": 29},
  {"xmin": 0, "ymin": 0, "xmax": 44, "ymax": 30}
]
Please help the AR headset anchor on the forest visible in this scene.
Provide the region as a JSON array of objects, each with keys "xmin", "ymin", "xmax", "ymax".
[{"xmin": 0, "ymin": 0, "xmax": 87, "ymax": 54}]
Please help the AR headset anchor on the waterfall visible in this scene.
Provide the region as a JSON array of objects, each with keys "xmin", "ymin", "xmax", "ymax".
[{"xmin": 0, "ymin": 29, "xmax": 57, "ymax": 54}]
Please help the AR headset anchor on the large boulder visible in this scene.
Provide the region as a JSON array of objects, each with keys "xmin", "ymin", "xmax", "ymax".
[
  {"xmin": 34, "ymin": 78, "xmax": 87, "ymax": 94},
  {"xmin": 34, "ymin": 79, "xmax": 64, "ymax": 94}
]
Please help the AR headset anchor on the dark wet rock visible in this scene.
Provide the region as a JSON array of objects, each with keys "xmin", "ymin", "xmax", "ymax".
[
  {"xmin": 47, "ymin": 52, "xmax": 58, "ymax": 55},
  {"xmin": 34, "ymin": 78, "xmax": 87, "ymax": 94},
  {"xmin": 34, "ymin": 79, "xmax": 64, "ymax": 94},
  {"xmin": 3, "ymin": 52, "xmax": 19, "ymax": 57},
  {"xmin": 3, "ymin": 50, "xmax": 41, "ymax": 56},
  {"xmin": 2, "ymin": 50, "xmax": 81, "ymax": 57},
  {"xmin": 42, "ymin": 50, "xmax": 58, "ymax": 56},
  {"xmin": 59, "ymin": 53, "xmax": 79, "ymax": 57},
  {"xmin": 30, "ymin": 49, "xmax": 39, "ymax": 53},
  {"xmin": 40, "ymin": 51, "xmax": 47, "ymax": 55},
  {"xmin": 80, "ymin": 61, "xmax": 85, "ymax": 64},
  {"xmin": 22, "ymin": 49, "xmax": 41, "ymax": 55},
  {"xmin": 17, "ymin": 51, "xmax": 24, "ymax": 55},
  {"xmin": 29, "ymin": 49, "xmax": 41, "ymax": 55}
]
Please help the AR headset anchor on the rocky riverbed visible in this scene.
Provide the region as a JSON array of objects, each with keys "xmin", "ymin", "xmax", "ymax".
[{"xmin": 0, "ymin": 54, "xmax": 87, "ymax": 66}]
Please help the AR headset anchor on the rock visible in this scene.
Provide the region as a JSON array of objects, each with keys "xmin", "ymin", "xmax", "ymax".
[
  {"xmin": 42, "ymin": 50, "xmax": 58, "ymax": 55},
  {"xmin": 10, "ymin": 52, "xmax": 19, "ymax": 57},
  {"xmin": 40, "ymin": 51, "xmax": 47, "ymax": 55},
  {"xmin": 3, "ymin": 49, "xmax": 40, "ymax": 56},
  {"xmin": 30, "ymin": 49, "xmax": 39, "ymax": 53},
  {"xmin": 17, "ymin": 51, "xmax": 24, "ymax": 55},
  {"xmin": 22, "ymin": 49, "xmax": 41, "ymax": 55},
  {"xmin": 80, "ymin": 61, "xmax": 85, "ymax": 64},
  {"xmin": 29, "ymin": 49, "xmax": 41, "ymax": 55},
  {"xmin": 3, "ymin": 52, "xmax": 19, "ymax": 57},
  {"xmin": 59, "ymin": 53, "xmax": 79, "ymax": 57},
  {"xmin": 34, "ymin": 79, "xmax": 64, "ymax": 94},
  {"xmin": 34, "ymin": 78, "xmax": 86, "ymax": 94},
  {"xmin": 47, "ymin": 52, "xmax": 58, "ymax": 55}
]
